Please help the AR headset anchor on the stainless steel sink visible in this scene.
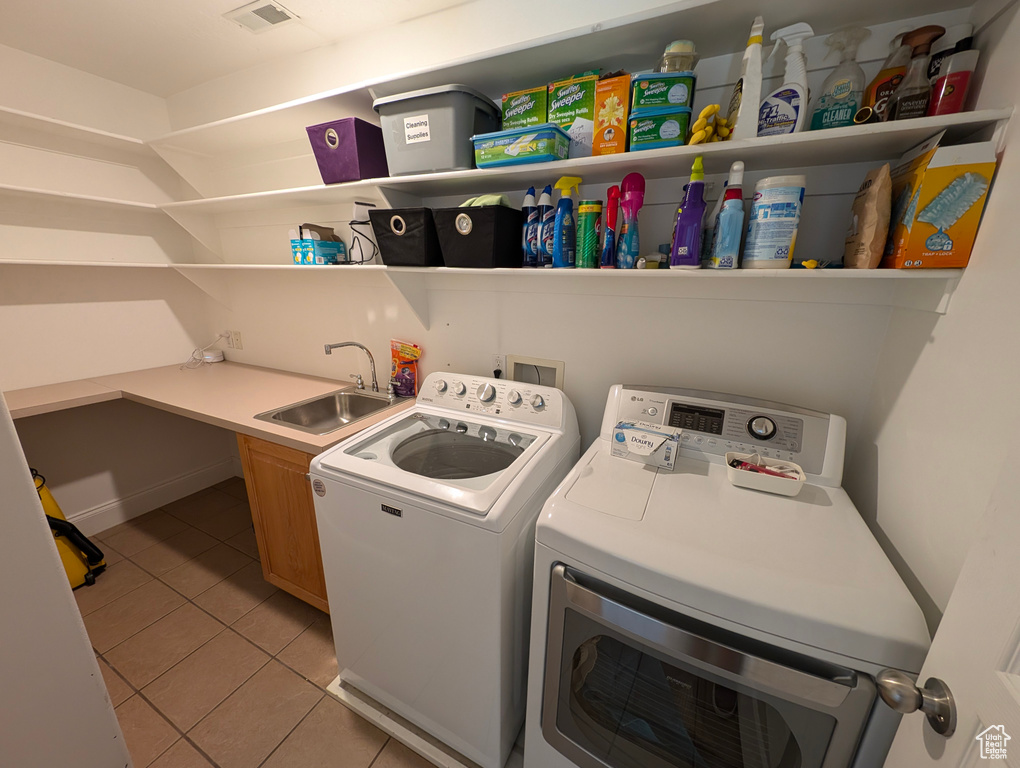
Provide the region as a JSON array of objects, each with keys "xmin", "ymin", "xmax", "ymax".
[{"xmin": 255, "ymin": 389, "xmax": 395, "ymax": 435}]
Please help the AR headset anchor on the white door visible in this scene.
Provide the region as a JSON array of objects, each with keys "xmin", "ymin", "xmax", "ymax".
[{"xmin": 884, "ymin": 461, "xmax": 1020, "ymax": 765}]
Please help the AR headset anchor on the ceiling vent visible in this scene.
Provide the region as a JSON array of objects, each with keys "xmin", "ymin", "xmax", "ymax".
[{"xmin": 224, "ymin": 1, "xmax": 299, "ymax": 33}]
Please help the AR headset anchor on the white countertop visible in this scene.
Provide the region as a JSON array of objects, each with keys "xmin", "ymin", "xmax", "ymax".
[{"xmin": 4, "ymin": 362, "xmax": 413, "ymax": 454}]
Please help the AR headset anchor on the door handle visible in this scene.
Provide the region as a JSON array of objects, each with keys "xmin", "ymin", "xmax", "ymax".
[{"xmin": 876, "ymin": 669, "xmax": 957, "ymax": 737}]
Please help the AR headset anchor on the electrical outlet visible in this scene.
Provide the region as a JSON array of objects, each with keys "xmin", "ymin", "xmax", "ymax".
[
  {"xmin": 230, "ymin": 331, "xmax": 243, "ymax": 350},
  {"xmin": 492, "ymin": 354, "xmax": 505, "ymax": 373},
  {"xmin": 224, "ymin": 330, "xmax": 234, "ymax": 349}
]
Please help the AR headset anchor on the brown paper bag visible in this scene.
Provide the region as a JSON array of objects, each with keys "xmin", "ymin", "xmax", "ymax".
[{"xmin": 844, "ymin": 164, "xmax": 892, "ymax": 268}]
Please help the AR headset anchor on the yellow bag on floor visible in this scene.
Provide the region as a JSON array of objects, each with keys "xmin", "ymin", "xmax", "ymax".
[{"xmin": 33, "ymin": 469, "xmax": 106, "ymax": 589}]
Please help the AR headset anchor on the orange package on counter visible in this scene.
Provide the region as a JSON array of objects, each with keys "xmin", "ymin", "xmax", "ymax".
[{"xmin": 390, "ymin": 340, "xmax": 422, "ymax": 397}]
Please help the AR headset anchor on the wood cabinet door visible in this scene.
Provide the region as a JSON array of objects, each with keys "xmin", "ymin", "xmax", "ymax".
[{"xmin": 237, "ymin": 434, "xmax": 328, "ymax": 612}]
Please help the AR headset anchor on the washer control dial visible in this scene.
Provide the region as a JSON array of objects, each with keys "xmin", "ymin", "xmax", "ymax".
[
  {"xmin": 434, "ymin": 379, "xmax": 448, "ymax": 393},
  {"xmin": 748, "ymin": 416, "xmax": 777, "ymax": 440},
  {"xmin": 477, "ymin": 383, "xmax": 496, "ymax": 403},
  {"xmin": 531, "ymin": 394, "xmax": 545, "ymax": 410},
  {"xmin": 507, "ymin": 390, "xmax": 522, "ymax": 406},
  {"xmin": 452, "ymin": 381, "xmax": 466, "ymax": 396}
]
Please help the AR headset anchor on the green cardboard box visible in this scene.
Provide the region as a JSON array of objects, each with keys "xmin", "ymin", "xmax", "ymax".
[
  {"xmin": 501, "ymin": 86, "xmax": 548, "ymax": 130},
  {"xmin": 547, "ymin": 70, "xmax": 600, "ymax": 157}
]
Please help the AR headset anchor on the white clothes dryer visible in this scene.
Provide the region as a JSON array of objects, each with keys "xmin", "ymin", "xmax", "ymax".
[
  {"xmin": 524, "ymin": 385, "xmax": 930, "ymax": 768},
  {"xmin": 310, "ymin": 372, "xmax": 579, "ymax": 768}
]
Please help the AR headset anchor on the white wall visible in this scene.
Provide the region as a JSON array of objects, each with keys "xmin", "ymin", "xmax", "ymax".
[
  {"xmin": 844, "ymin": 0, "xmax": 1020, "ymax": 631},
  {"xmin": 0, "ymin": 395, "xmax": 130, "ymax": 767}
]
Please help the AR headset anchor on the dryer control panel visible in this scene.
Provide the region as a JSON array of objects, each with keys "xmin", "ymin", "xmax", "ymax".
[
  {"xmin": 608, "ymin": 385, "xmax": 843, "ymax": 480},
  {"xmin": 417, "ymin": 372, "xmax": 564, "ymax": 429}
]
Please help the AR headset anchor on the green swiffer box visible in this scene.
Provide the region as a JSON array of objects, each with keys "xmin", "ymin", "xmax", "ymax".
[
  {"xmin": 548, "ymin": 70, "xmax": 600, "ymax": 157},
  {"xmin": 501, "ymin": 86, "xmax": 548, "ymax": 130}
]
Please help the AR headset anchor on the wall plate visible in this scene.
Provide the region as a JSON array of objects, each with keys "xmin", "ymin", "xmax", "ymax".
[{"xmin": 505, "ymin": 355, "xmax": 564, "ymax": 389}]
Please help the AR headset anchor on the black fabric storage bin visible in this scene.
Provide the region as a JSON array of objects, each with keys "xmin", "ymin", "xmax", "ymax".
[
  {"xmin": 433, "ymin": 206, "xmax": 524, "ymax": 268},
  {"xmin": 369, "ymin": 208, "xmax": 444, "ymax": 267}
]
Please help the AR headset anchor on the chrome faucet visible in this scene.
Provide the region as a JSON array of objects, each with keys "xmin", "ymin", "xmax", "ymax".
[{"xmin": 324, "ymin": 341, "xmax": 379, "ymax": 392}]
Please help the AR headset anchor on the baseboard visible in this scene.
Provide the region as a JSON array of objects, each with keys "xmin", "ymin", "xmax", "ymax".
[{"xmin": 69, "ymin": 459, "xmax": 241, "ymax": 536}]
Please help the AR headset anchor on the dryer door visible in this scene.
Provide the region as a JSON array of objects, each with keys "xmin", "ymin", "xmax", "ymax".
[{"xmin": 541, "ymin": 565, "xmax": 877, "ymax": 768}]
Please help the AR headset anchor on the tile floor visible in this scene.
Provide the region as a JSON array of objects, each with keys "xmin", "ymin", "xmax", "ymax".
[{"xmin": 81, "ymin": 477, "xmax": 434, "ymax": 768}]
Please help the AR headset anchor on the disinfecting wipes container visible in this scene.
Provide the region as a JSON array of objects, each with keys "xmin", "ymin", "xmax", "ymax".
[{"xmin": 742, "ymin": 175, "xmax": 806, "ymax": 268}]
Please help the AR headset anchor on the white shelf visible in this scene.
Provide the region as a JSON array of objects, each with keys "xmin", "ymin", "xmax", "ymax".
[
  {"xmin": 0, "ymin": 183, "xmax": 163, "ymax": 212},
  {"xmin": 0, "ymin": 259, "xmax": 172, "ymax": 268},
  {"xmin": 154, "ymin": 109, "xmax": 1010, "ymax": 221},
  {"xmin": 0, "ymin": 106, "xmax": 152, "ymax": 156}
]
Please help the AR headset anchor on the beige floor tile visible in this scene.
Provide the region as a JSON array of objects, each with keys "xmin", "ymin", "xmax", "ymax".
[
  {"xmin": 132, "ymin": 527, "xmax": 219, "ymax": 576},
  {"xmin": 97, "ymin": 656, "xmax": 134, "ymax": 707},
  {"xmin": 189, "ymin": 660, "xmax": 322, "ymax": 768},
  {"xmin": 148, "ymin": 739, "xmax": 215, "ymax": 768},
  {"xmin": 215, "ymin": 476, "xmax": 250, "ymax": 502},
  {"xmin": 224, "ymin": 526, "xmax": 260, "ymax": 559},
  {"xmin": 160, "ymin": 543, "xmax": 252, "ymax": 599},
  {"xmin": 143, "ymin": 630, "xmax": 270, "ymax": 732},
  {"xmin": 193, "ymin": 561, "xmax": 277, "ymax": 625},
  {"xmin": 99, "ymin": 510, "xmax": 190, "ymax": 557},
  {"xmin": 372, "ymin": 739, "xmax": 437, "ymax": 768},
  {"xmin": 105, "ymin": 604, "xmax": 225, "ymax": 688},
  {"xmin": 262, "ymin": 696, "xmax": 387, "ymax": 768},
  {"xmin": 167, "ymin": 490, "xmax": 252, "ymax": 540},
  {"xmin": 115, "ymin": 695, "xmax": 180, "ymax": 768},
  {"xmin": 232, "ymin": 590, "xmax": 323, "ymax": 655},
  {"xmin": 84, "ymin": 579, "xmax": 186, "ymax": 653},
  {"xmin": 101, "ymin": 541, "xmax": 126, "ymax": 566},
  {"xmin": 278, "ymin": 613, "xmax": 337, "ymax": 689},
  {"xmin": 75, "ymin": 560, "xmax": 153, "ymax": 617},
  {"xmin": 192, "ymin": 501, "xmax": 255, "ymax": 542}
]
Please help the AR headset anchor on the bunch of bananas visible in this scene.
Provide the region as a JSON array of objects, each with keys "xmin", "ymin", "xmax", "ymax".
[{"xmin": 688, "ymin": 104, "xmax": 731, "ymax": 145}]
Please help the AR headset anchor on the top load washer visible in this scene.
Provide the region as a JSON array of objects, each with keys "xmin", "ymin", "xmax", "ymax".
[
  {"xmin": 524, "ymin": 385, "xmax": 930, "ymax": 768},
  {"xmin": 310, "ymin": 372, "xmax": 579, "ymax": 768}
]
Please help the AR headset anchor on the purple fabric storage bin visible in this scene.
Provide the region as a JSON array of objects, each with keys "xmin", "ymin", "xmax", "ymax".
[{"xmin": 306, "ymin": 117, "xmax": 389, "ymax": 184}]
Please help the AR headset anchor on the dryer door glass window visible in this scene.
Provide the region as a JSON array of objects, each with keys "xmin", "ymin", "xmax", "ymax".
[{"xmin": 542, "ymin": 567, "xmax": 876, "ymax": 768}]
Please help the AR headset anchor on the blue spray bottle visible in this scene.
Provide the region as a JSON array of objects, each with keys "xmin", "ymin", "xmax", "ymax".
[
  {"xmin": 536, "ymin": 185, "xmax": 554, "ymax": 267},
  {"xmin": 552, "ymin": 176, "xmax": 582, "ymax": 268},
  {"xmin": 522, "ymin": 186, "xmax": 538, "ymax": 267}
]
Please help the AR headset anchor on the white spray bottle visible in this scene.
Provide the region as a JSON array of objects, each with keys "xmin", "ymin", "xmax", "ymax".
[
  {"xmin": 727, "ymin": 16, "xmax": 765, "ymax": 141},
  {"xmin": 810, "ymin": 28, "xmax": 871, "ymax": 130},
  {"xmin": 757, "ymin": 22, "xmax": 814, "ymax": 137}
]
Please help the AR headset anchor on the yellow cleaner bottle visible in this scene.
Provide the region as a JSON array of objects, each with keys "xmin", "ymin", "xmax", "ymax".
[
  {"xmin": 727, "ymin": 17, "xmax": 765, "ymax": 141},
  {"xmin": 810, "ymin": 28, "xmax": 870, "ymax": 130},
  {"xmin": 757, "ymin": 23, "xmax": 814, "ymax": 137}
]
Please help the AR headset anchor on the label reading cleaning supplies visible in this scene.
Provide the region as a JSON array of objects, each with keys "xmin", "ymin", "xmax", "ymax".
[
  {"xmin": 576, "ymin": 201, "xmax": 603, "ymax": 269},
  {"xmin": 404, "ymin": 115, "xmax": 431, "ymax": 144}
]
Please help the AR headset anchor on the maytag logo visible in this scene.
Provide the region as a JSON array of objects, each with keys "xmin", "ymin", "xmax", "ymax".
[{"xmin": 381, "ymin": 503, "xmax": 402, "ymax": 517}]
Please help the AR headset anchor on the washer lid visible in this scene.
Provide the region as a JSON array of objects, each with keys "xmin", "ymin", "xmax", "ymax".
[
  {"xmin": 538, "ymin": 443, "xmax": 932, "ymax": 672},
  {"xmin": 316, "ymin": 409, "xmax": 550, "ymax": 515}
]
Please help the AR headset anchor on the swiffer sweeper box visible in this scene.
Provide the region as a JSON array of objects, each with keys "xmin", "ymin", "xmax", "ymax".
[{"xmin": 883, "ymin": 131, "xmax": 997, "ymax": 269}]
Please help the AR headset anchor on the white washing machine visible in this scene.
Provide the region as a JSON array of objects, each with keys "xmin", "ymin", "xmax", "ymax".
[
  {"xmin": 310, "ymin": 372, "xmax": 579, "ymax": 768},
  {"xmin": 524, "ymin": 385, "xmax": 931, "ymax": 768}
]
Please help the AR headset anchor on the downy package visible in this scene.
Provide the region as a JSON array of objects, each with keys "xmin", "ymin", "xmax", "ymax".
[
  {"xmin": 843, "ymin": 164, "xmax": 892, "ymax": 268},
  {"xmin": 611, "ymin": 421, "xmax": 682, "ymax": 470},
  {"xmin": 501, "ymin": 86, "xmax": 548, "ymax": 130},
  {"xmin": 548, "ymin": 71, "xmax": 600, "ymax": 158},
  {"xmin": 883, "ymin": 131, "xmax": 997, "ymax": 268}
]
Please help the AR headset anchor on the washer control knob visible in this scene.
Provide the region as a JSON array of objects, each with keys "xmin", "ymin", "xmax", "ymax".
[
  {"xmin": 647, "ymin": 407, "xmax": 658, "ymax": 416},
  {"xmin": 477, "ymin": 383, "xmax": 496, "ymax": 403},
  {"xmin": 434, "ymin": 379, "xmax": 448, "ymax": 393},
  {"xmin": 530, "ymin": 394, "xmax": 545, "ymax": 410},
  {"xmin": 507, "ymin": 390, "xmax": 522, "ymax": 406},
  {"xmin": 479, "ymin": 426, "xmax": 497, "ymax": 442},
  {"xmin": 455, "ymin": 422, "xmax": 469, "ymax": 433},
  {"xmin": 452, "ymin": 381, "xmax": 466, "ymax": 396},
  {"xmin": 748, "ymin": 416, "xmax": 777, "ymax": 440},
  {"xmin": 438, "ymin": 419, "xmax": 450, "ymax": 430}
]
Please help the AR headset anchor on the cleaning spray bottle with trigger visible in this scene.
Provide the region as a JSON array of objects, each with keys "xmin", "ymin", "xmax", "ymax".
[
  {"xmin": 727, "ymin": 17, "xmax": 765, "ymax": 141},
  {"xmin": 810, "ymin": 28, "xmax": 871, "ymax": 130},
  {"xmin": 669, "ymin": 156, "xmax": 707, "ymax": 269},
  {"xmin": 522, "ymin": 186, "xmax": 538, "ymax": 267},
  {"xmin": 758, "ymin": 23, "xmax": 815, "ymax": 136},
  {"xmin": 887, "ymin": 25, "xmax": 946, "ymax": 120},
  {"xmin": 552, "ymin": 176, "xmax": 582, "ymax": 268}
]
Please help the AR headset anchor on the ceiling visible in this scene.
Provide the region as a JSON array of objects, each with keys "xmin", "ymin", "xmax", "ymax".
[{"xmin": 0, "ymin": 0, "xmax": 475, "ymax": 98}]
